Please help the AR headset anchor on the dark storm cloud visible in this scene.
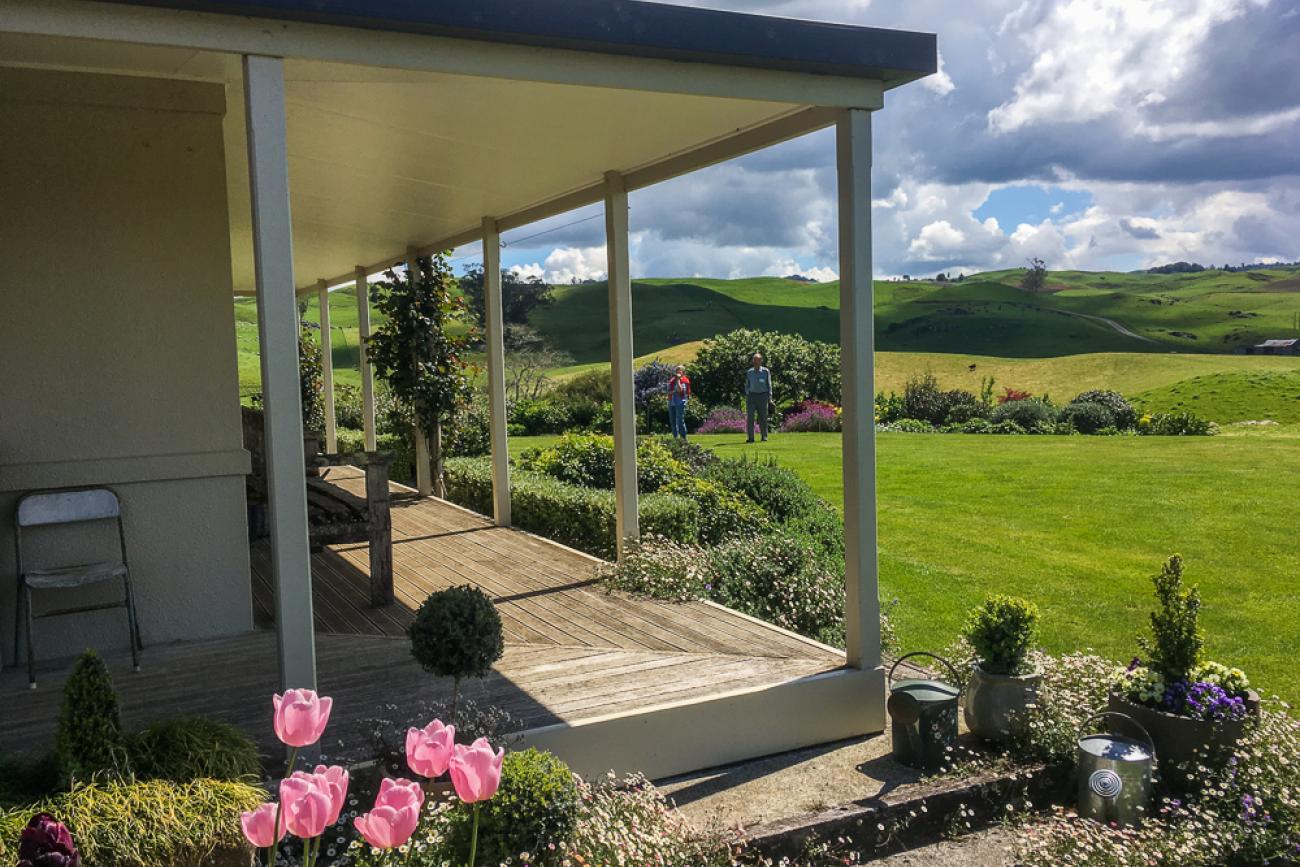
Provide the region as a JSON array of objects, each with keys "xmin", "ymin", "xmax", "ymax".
[{"xmin": 1120, "ymin": 218, "xmax": 1160, "ymax": 240}]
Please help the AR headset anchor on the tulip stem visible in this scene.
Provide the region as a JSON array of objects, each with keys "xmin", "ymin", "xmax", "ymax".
[
  {"xmin": 467, "ymin": 802, "xmax": 480, "ymax": 867},
  {"xmin": 267, "ymin": 746, "xmax": 299, "ymax": 867}
]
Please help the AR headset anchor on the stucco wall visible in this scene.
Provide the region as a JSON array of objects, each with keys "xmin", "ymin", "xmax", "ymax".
[{"xmin": 0, "ymin": 67, "xmax": 253, "ymax": 665}]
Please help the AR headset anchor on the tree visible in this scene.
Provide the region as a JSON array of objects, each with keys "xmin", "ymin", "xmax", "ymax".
[
  {"xmin": 460, "ymin": 263, "xmax": 554, "ymax": 327},
  {"xmin": 368, "ymin": 253, "xmax": 477, "ymax": 496},
  {"xmin": 1021, "ymin": 257, "xmax": 1047, "ymax": 292},
  {"xmin": 298, "ymin": 322, "xmax": 326, "ymax": 435}
]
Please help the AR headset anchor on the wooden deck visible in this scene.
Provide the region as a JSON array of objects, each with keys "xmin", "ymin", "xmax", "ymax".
[{"xmin": 2, "ymin": 468, "xmax": 848, "ymax": 771}]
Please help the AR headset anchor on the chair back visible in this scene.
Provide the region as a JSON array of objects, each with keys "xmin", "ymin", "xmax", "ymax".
[{"xmin": 16, "ymin": 488, "xmax": 122, "ymax": 528}]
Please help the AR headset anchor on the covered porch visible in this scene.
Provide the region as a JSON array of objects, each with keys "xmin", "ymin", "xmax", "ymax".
[{"xmin": 0, "ymin": 0, "xmax": 936, "ymax": 777}]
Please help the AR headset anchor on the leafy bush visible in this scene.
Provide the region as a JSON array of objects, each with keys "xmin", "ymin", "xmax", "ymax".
[
  {"xmin": 298, "ymin": 322, "xmax": 326, "ymax": 434},
  {"xmin": 633, "ymin": 360, "xmax": 675, "ymax": 410},
  {"xmin": 409, "ymin": 585, "xmax": 504, "ymax": 718},
  {"xmin": 990, "ymin": 397, "xmax": 1057, "ymax": 432},
  {"xmin": 1070, "ymin": 389, "xmax": 1137, "ymax": 429},
  {"xmin": 874, "ymin": 390, "xmax": 905, "ymax": 424},
  {"xmin": 701, "ymin": 455, "xmax": 820, "ymax": 524},
  {"xmin": 963, "ymin": 594, "xmax": 1040, "ymax": 676},
  {"xmin": 640, "ymin": 392, "xmax": 708, "ymax": 435},
  {"xmin": 998, "ymin": 387, "xmax": 1032, "ymax": 404},
  {"xmin": 661, "ymin": 477, "xmax": 766, "ymax": 544},
  {"xmin": 444, "ymin": 396, "xmax": 491, "ymax": 458},
  {"xmin": 440, "ymin": 749, "xmax": 580, "ymax": 867},
  {"xmin": 509, "ymin": 397, "xmax": 572, "ymax": 436},
  {"xmin": 878, "ymin": 418, "xmax": 935, "ymax": 433},
  {"xmin": 551, "ymin": 369, "xmax": 612, "ymax": 405},
  {"xmin": 127, "ymin": 717, "xmax": 261, "ymax": 783},
  {"xmin": 707, "ymin": 531, "xmax": 845, "ymax": 646},
  {"xmin": 1058, "ymin": 400, "xmax": 1115, "ymax": 434},
  {"xmin": 691, "ymin": 328, "xmax": 839, "ymax": 407},
  {"xmin": 900, "ymin": 372, "xmax": 948, "ymax": 425},
  {"xmin": 786, "ymin": 500, "xmax": 847, "ymax": 563},
  {"xmin": 1140, "ymin": 411, "xmax": 1217, "ymax": 436},
  {"xmin": 0, "ymin": 779, "xmax": 265, "ymax": 867},
  {"xmin": 942, "ymin": 390, "xmax": 988, "ymax": 424},
  {"xmin": 696, "ymin": 406, "xmax": 747, "ymax": 434},
  {"xmin": 517, "ymin": 433, "xmax": 687, "ymax": 493},
  {"xmin": 780, "ymin": 400, "xmax": 841, "ymax": 432},
  {"xmin": 56, "ymin": 651, "xmax": 130, "ymax": 783},
  {"xmin": 1137, "ymin": 554, "xmax": 1203, "ymax": 682},
  {"xmin": 658, "ymin": 436, "xmax": 720, "ymax": 473},
  {"xmin": 602, "ymin": 537, "xmax": 710, "ymax": 602},
  {"xmin": 444, "ymin": 459, "xmax": 698, "ymax": 557}
]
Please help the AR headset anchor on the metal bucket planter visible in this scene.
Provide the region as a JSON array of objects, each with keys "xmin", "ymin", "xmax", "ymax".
[
  {"xmin": 1077, "ymin": 711, "xmax": 1156, "ymax": 828},
  {"xmin": 1107, "ymin": 690, "xmax": 1260, "ymax": 791},
  {"xmin": 964, "ymin": 663, "xmax": 1042, "ymax": 742},
  {"xmin": 887, "ymin": 652, "xmax": 961, "ymax": 774}
]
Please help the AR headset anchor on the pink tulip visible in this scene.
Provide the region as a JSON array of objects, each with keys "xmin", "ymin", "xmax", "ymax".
[
  {"xmin": 354, "ymin": 777, "xmax": 424, "ymax": 850},
  {"xmin": 449, "ymin": 738, "xmax": 504, "ymax": 804},
  {"xmin": 280, "ymin": 774, "xmax": 334, "ymax": 839},
  {"xmin": 406, "ymin": 719, "xmax": 456, "ymax": 778},
  {"xmin": 374, "ymin": 776, "xmax": 425, "ymax": 812},
  {"xmin": 272, "ymin": 689, "xmax": 333, "ymax": 747},
  {"xmin": 239, "ymin": 802, "xmax": 285, "ymax": 849},
  {"xmin": 312, "ymin": 765, "xmax": 349, "ymax": 826}
]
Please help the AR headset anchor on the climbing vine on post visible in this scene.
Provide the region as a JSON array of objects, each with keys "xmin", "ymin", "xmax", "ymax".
[{"xmin": 367, "ymin": 252, "xmax": 477, "ymax": 496}]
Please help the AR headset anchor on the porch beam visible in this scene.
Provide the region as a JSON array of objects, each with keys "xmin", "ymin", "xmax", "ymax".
[
  {"xmin": 317, "ymin": 279, "xmax": 337, "ymax": 454},
  {"xmin": 355, "ymin": 265, "xmax": 377, "ymax": 452},
  {"xmin": 294, "ymin": 107, "xmax": 836, "ymax": 294},
  {"xmin": 408, "ymin": 246, "xmax": 433, "ymax": 497},
  {"xmin": 836, "ymin": 108, "xmax": 881, "ymax": 675},
  {"xmin": 242, "ymin": 53, "xmax": 316, "ymax": 692},
  {"xmin": 604, "ymin": 171, "xmax": 638, "ymax": 556},
  {"xmin": 482, "ymin": 218, "xmax": 512, "ymax": 526}
]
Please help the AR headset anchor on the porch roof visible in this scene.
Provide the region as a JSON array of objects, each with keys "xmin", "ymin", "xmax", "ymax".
[{"xmin": 0, "ymin": 0, "xmax": 935, "ymax": 295}]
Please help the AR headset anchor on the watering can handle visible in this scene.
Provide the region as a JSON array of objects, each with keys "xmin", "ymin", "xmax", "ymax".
[
  {"xmin": 888, "ymin": 652, "xmax": 961, "ymax": 686},
  {"xmin": 1076, "ymin": 711, "xmax": 1158, "ymax": 760}
]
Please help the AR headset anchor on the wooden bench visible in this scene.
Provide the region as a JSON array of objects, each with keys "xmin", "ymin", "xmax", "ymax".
[{"xmin": 308, "ymin": 454, "xmax": 394, "ymax": 606}]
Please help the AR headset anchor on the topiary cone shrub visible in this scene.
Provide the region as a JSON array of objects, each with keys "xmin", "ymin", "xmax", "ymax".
[
  {"xmin": 56, "ymin": 650, "xmax": 131, "ymax": 784},
  {"xmin": 408, "ymin": 584, "xmax": 504, "ymax": 725}
]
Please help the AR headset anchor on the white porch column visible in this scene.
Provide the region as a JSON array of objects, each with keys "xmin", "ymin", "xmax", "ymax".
[
  {"xmin": 837, "ymin": 108, "xmax": 881, "ymax": 675},
  {"xmin": 356, "ymin": 265, "xmax": 377, "ymax": 452},
  {"xmin": 408, "ymin": 246, "xmax": 433, "ymax": 496},
  {"xmin": 243, "ymin": 54, "xmax": 316, "ymax": 692},
  {"xmin": 317, "ymin": 279, "xmax": 337, "ymax": 454},
  {"xmin": 482, "ymin": 218, "xmax": 512, "ymax": 525},
  {"xmin": 604, "ymin": 171, "xmax": 638, "ymax": 555}
]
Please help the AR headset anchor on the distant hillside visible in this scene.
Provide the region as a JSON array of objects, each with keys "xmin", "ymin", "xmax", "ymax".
[{"xmin": 528, "ymin": 266, "xmax": 1300, "ymax": 363}]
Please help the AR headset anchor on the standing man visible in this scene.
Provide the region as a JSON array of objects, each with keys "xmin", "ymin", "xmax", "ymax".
[
  {"xmin": 745, "ymin": 352, "xmax": 773, "ymax": 443},
  {"xmin": 667, "ymin": 364, "xmax": 691, "ymax": 440}
]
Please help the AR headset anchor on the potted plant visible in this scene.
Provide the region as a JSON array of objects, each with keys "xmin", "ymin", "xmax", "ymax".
[
  {"xmin": 962, "ymin": 594, "xmax": 1042, "ymax": 741},
  {"xmin": 1108, "ymin": 554, "xmax": 1259, "ymax": 787}
]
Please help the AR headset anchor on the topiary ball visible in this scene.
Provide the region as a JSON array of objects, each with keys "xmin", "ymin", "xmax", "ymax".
[
  {"xmin": 408, "ymin": 585, "xmax": 504, "ymax": 681},
  {"xmin": 963, "ymin": 594, "xmax": 1040, "ymax": 676},
  {"xmin": 441, "ymin": 748, "xmax": 580, "ymax": 866}
]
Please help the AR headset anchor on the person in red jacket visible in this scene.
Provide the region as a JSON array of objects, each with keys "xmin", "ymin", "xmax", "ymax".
[{"xmin": 666, "ymin": 365, "xmax": 691, "ymax": 440}]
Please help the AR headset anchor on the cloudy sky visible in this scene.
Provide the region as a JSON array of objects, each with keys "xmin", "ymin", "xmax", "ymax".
[{"xmin": 461, "ymin": 0, "xmax": 1300, "ymax": 282}]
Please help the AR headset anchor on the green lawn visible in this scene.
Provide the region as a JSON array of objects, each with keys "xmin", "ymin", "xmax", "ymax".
[{"xmin": 509, "ymin": 430, "xmax": 1300, "ymax": 700}]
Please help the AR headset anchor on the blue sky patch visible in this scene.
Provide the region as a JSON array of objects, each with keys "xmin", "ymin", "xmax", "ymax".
[{"xmin": 973, "ymin": 185, "xmax": 1093, "ymax": 232}]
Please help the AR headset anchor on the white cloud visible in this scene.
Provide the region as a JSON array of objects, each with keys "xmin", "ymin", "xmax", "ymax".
[
  {"xmin": 507, "ymin": 263, "xmax": 545, "ymax": 281},
  {"xmin": 988, "ymin": 0, "xmax": 1266, "ymax": 134},
  {"xmin": 760, "ymin": 259, "xmax": 839, "ymax": 282},
  {"xmin": 513, "ymin": 246, "xmax": 609, "ymax": 284},
  {"xmin": 921, "ymin": 49, "xmax": 956, "ymax": 96},
  {"xmin": 908, "ymin": 220, "xmax": 968, "ymax": 260}
]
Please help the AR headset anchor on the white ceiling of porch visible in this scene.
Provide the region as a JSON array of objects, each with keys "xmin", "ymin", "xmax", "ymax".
[{"xmin": 0, "ymin": 32, "xmax": 807, "ymax": 294}]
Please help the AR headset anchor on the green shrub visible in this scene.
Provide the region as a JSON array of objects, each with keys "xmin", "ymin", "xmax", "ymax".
[
  {"xmin": 335, "ymin": 428, "xmax": 415, "ymax": 486},
  {"xmin": 942, "ymin": 390, "xmax": 988, "ymax": 424},
  {"xmin": 127, "ymin": 717, "xmax": 261, "ymax": 783},
  {"xmin": 661, "ymin": 477, "xmax": 766, "ymax": 544},
  {"xmin": 963, "ymin": 595, "xmax": 1040, "ymax": 676},
  {"xmin": 57, "ymin": 650, "xmax": 130, "ymax": 783},
  {"xmin": 509, "ymin": 397, "xmax": 572, "ymax": 436},
  {"xmin": 601, "ymin": 537, "xmax": 710, "ymax": 602},
  {"xmin": 640, "ymin": 392, "xmax": 708, "ymax": 435},
  {"xmin": 0, "ymin": 752, "xmax": 61, "ymax": 806},
  {"xmin": 787, "ymin": 500, "xmax": 846, "ymax": 562},
  {"xmin": 0, "ymin": 779, "xmax": 264, "ymax": 867},
  {"xmin": 1140, "ymin": 411, "xmax": 1217, "ymax": 436},
  {"xmin": 552, "ymin": 369, "xmax": 612, "ymax": 405},
  {"xmin": 900, "ymin": 372, "xmax": 948, "ymax": 425},
  {"xmin": 1058, "ymin": 400, "xmax": 1115, "ymax": 434},
  {"xmin": 440, "ymin": 749, "xmax": 580, "ymax": 867},
  {"xmin": 708, "ymin": 531, "xmax": 845, "ymax": 646},
  {"xmin": 1070, "ymin": 389, "xmax": 1137, "ymax": 429},
  {"xmin": 658, "ymin": 436, "xmax": 720, "ymax": 473},
  {"xmin": 691, "ymin": 328, "xmax": 840, "ymax": 407},
  {"xmin": 990, "ymin": 397, "xmax": 1057, "ymax": 432},
  {"xmin": 445, "ymin": 396, "xmax": 491, "ymax": 458},
  {"xmin": 701, "ymin": 455, "xmax": 819, "ymax": 523},
  {"xmin": 880, "ymin": 418, "xmax": 935, "ymax": 433},
  {"xmin": 517, "ymin": 433, "xmax": 687, "ymax": 493},
  {"xmin": 1137, "ymin": 553, "xmax": 1203, "ymax": 681},
  {"xmin": 409, "ymin": 585, "xmax": 504, "ymax": 719},
  {"xmin": 443, "ymin": 459, "xmax": 699, "ymax": 557}
]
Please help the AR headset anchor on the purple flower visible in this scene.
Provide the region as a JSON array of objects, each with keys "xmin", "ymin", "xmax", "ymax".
[
  {"xmin": 17, "ymin": 813, "xmax": 80, "ymax": 867},
  {"xmin": 1161, "ymin": 679, "xmax": 1248, "ymax": 722}
]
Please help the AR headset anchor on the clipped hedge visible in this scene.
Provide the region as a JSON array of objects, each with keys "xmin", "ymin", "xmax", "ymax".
[
  {"xmin": 0, "ymin": 779, "xmax": 264, "ymax": 867},
  {"xmin": 444, "ymin": 458, "xmax": 698, "ymax": 558},
  {"xmin": 336, "ymin": 427, "xmax": 415, "ymax": 486}
]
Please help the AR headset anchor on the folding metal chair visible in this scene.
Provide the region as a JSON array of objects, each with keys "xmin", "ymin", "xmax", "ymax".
[{"xmin": 13, "ymin": 487, "xmax": 142, "ymax": 688}]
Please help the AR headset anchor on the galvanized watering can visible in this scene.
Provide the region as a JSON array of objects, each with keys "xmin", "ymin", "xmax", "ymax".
[
  {"xmin": 1077, "ymin": 711, "xmax": 1157, "ymax": 827},
  {"xmin": 887, "ymin": 652, "xmax": 961, "ymax": 773}
]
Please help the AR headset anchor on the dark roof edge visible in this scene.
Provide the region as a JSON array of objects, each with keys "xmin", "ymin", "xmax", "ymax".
[{"xmin": 94, "ymin": 0, "xmax": 936, "ymax": 84}]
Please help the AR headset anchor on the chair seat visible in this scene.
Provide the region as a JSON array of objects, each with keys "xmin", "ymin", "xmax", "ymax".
[{"xmin": 23, "ymin": 561, "xmax": 127, "ymax": 590}]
